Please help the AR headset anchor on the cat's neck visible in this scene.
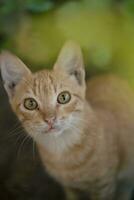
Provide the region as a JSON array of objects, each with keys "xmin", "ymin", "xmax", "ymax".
[{"xmin": 36, "ymin": 101, "xmax": 99, "ymax": 155}]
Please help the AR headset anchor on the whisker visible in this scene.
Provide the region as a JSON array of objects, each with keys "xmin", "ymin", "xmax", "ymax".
[
  {"xmin": 6, "ymin": 121, "xmax": 22, "ymax": 135},
  {"xmin": 16, "ymin": 134, "xmax": 31, "ymax": 158},
  {"xmin": 6, "ymin": 126, "xmax": 23, "ymax": 136},
  {"xmin": 32, "ymin": 138, "xmax": 36, "ymax": 161},
  {"xmin": 4, "ymin": 126, "xmax": 24, "ymax": 141},
  {"xmin": 14, "ymin": 130, "xmax": 26, "ymax": 146},
  {"xmin": 29, "ymin": 132, "xmax": 39, "ymax": 161}
]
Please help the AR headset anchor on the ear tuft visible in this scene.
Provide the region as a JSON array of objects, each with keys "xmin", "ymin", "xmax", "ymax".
[
  {"xmin": 0, "ymin": 51, "xmax": 31, "ymax": 98},
  {"xmin": 54, "ymin": 41, "xmax": 85, "ymax": 86}
]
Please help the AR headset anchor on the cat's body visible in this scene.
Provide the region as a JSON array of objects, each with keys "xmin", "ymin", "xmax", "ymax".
[
  {"xmin": 38, "ymin": 74, "xmax": 134, "ymax": 200},
  {"xmin": 1, "ymin": 42, "xmax": 134, "ymax": 200}
]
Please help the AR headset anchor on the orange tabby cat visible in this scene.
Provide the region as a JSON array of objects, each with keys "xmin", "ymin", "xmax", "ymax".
[{"xmin": 1, "ymin": 42, "xmax": 134, "ymax": 200}]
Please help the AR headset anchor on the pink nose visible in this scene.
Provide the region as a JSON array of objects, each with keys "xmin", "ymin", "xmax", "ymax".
[{"xmin": 45, "ymin": 117, "xmax": 56, "ymax": 127}]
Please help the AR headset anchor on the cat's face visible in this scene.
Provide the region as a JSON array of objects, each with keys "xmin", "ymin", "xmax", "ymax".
[
  {"xmin": 11, "ymin": 70, "xmax": 85, "ymax": 139},
  {"xmin": 0, "ymin": 41, "xmax": 86, "ymax": 141}
]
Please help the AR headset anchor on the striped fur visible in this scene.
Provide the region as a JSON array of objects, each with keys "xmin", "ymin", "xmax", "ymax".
[{"xmin": 1, "ymin": 43, "xmax": 134, "ymax": 200}]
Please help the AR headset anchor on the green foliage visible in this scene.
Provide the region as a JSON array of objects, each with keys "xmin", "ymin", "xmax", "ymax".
[
  {"xmin": 25, "ymin": 0, "xmax": 54, "ymax": 13},
  {"xmin": 83, "ymin": 0, "xmax": 113, "ymax": 9},
  {"xmin": 122, "ymin": 0, "xmax": 134, "ymax": 19},
  {"xmin": 0, "ymin": 0, "xmax": 21, "ymax": 35},
  {"xmin": 0, "ymin": 0, "xmax": 133, "ymax": 37},
  {"xmin": 0, "ymin": 0, "xmax": 66, "ymax": 35},
  {"xmin": 1, "ymin": 0, "xmax": 134, "ymax": 87}
]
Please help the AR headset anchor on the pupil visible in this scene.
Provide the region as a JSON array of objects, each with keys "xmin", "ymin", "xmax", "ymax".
[
  {"xmin": 30, "ymin": 100, "xmax": 33, "ymax": 106},
  {"xmin": 62, "ymin": 95, "xmax": 66, "ymax": 101}
]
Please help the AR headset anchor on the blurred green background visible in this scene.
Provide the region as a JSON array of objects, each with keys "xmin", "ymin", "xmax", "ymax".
[
  {"xmin": 1, "ymin": 0, "xmax": 134, "ymax": 85},
  {"xmin": 1, "ymin": 0, "xmax": 134, "ymax": 200}
]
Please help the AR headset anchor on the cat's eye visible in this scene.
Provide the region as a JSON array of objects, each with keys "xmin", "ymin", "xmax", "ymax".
[
  {"xmin": 57, "ymin": 91, "xmax": 71, "ymax": 104},
  {"xmin": 24, "ymin": 98, "xmax": 38, "ymax": 110}
]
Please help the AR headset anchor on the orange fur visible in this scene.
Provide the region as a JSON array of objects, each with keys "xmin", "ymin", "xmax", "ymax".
[{"xmin": 1, "ymin": 42, "xmax": 134, "ymax": 200}]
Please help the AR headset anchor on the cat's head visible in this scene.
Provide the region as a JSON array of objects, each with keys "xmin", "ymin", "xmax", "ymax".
[{"xmin": 0, "ymin": 42, "xmax": 86, "ymax": 142}]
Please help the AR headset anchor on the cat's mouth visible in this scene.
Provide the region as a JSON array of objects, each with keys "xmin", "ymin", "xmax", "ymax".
[
  {"xmin": 44, "ymin": 124, "xmax": 63, "ymax": 135},
  {"xmin": 45, "ymin": 126, "xmax": 56, "ymax": 134}
]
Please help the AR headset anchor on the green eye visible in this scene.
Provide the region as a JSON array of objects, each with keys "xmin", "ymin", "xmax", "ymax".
[
  {"xmin": 57, "ymin": 91, "xmax": 71, "ymax": 104},
  {"xmin": 24, "ymin": 98, "xmax": 38, "ymax": 110}
]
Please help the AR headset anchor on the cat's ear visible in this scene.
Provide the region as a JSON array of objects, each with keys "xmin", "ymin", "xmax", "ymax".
[
  {"xmin": 0, "ymin": 51, "xmax": 31, "ymax": 98},
  {"xmin": 54, "ymin": 41, "xmax": 85, "ymax": 86}
]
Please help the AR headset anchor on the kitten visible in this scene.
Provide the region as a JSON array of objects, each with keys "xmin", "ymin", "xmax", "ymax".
[{"xmin": 1, "ymin": 42, "xmax": 134, "ymax": 200}]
